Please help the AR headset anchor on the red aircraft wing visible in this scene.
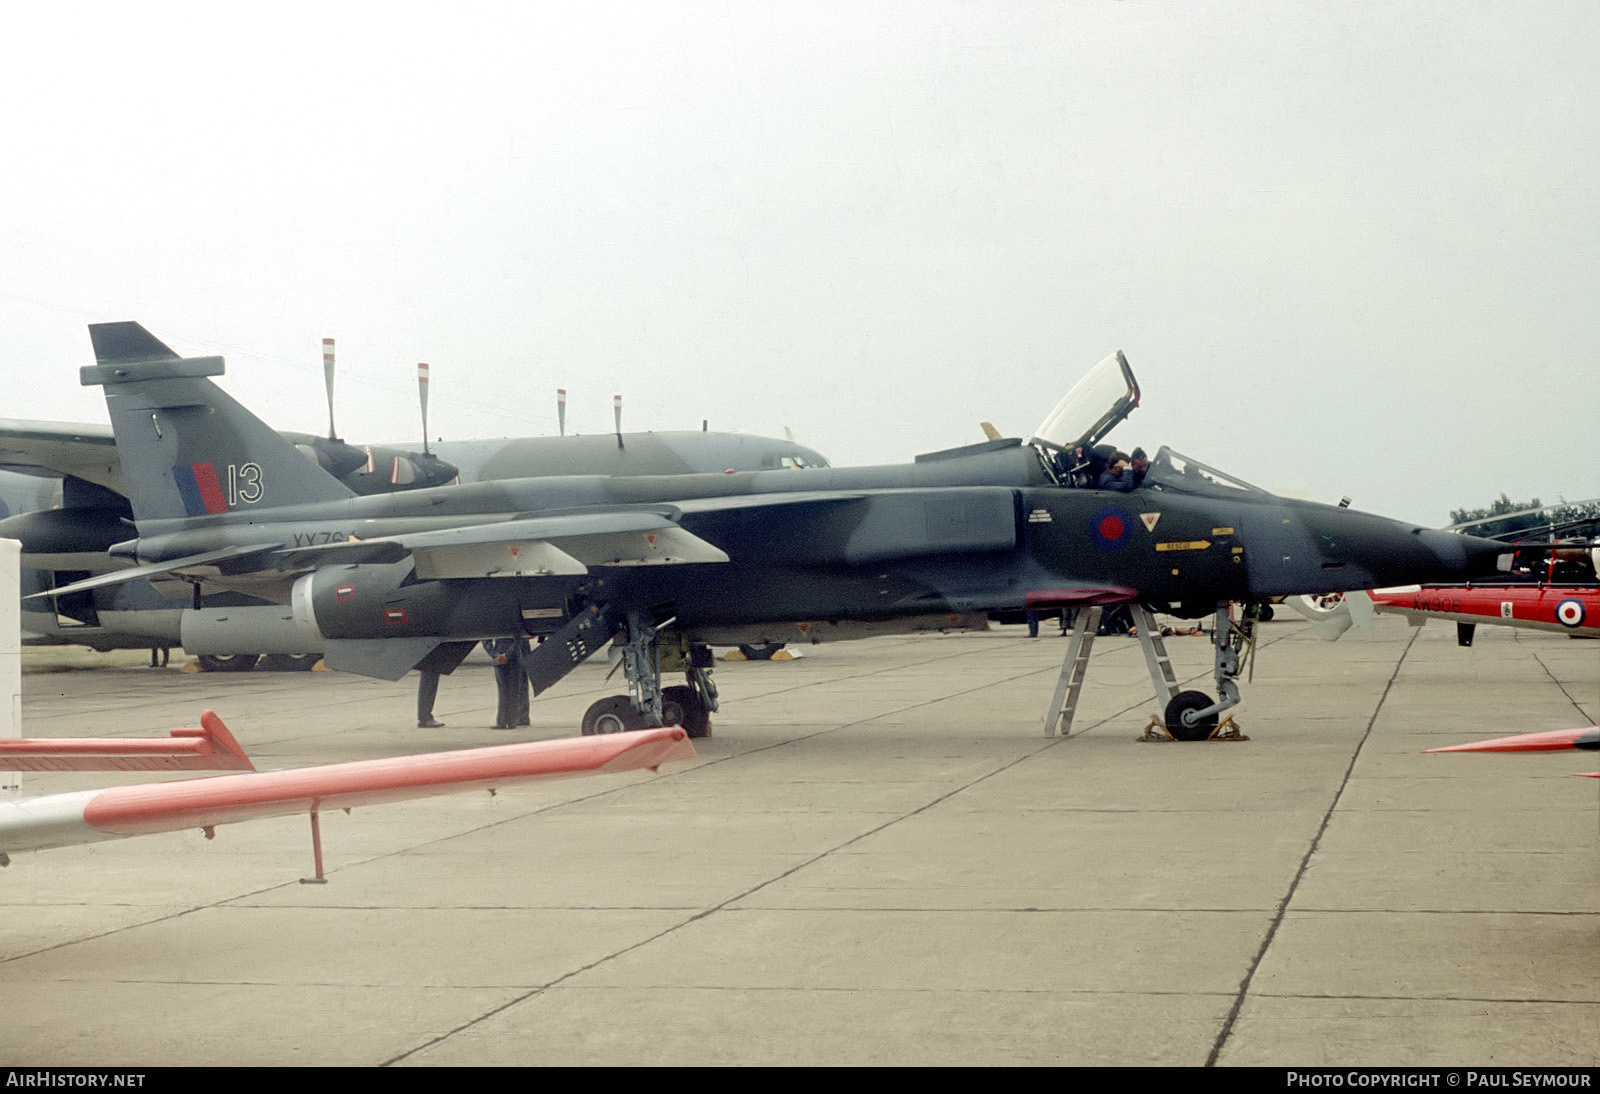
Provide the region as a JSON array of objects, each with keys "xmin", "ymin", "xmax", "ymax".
[
  {"xmin": 1425, "ymin": 726, "xmax": 1600, "ymax": 754},
  {"xmin": 0, "ymin": 710, "xmax": 255, "ymax": 772},
  {"xmin": 0, "ymin": 724, "xmax": 694, "ymax": 859}
]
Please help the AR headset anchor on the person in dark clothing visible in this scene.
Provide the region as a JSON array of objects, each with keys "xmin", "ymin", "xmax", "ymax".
[
  {"xmin": 484, "ymin": 638, "xmax": 531, "ymax": 729},
  {"xmin": 1129, "ymin": 447, "xmax": 1150, "ymax": 487},
  {"xmin": 1097, "ymin": 452, "xmax": 1136, "ymax": 492},
  {"xmin": 416, "ymin": 669, "xmax": 444, "ymax": 728}
]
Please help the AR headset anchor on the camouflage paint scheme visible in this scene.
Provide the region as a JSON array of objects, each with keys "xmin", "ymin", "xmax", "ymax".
[{"xmin": 45, "ymin": 323, "xmax": 1505, "ymax": 692}]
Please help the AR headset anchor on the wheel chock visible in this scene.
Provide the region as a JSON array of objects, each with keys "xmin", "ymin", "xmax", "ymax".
[
  {"xmin": 1139, "ymin": 714, "xmax": 1249, "ymax": 742},
  {"xmin": 722, "ymin": 650, "xmax": 749, "ymax": 661},
  {"xmin": 1212, "ymin": 715, "xmax": 1248, "ymax": 741},
  {"xmin": 770, "ymin": 648, "xmax": 803, "ymax": 661},
  {"xmin": 1139, "ymin": 716, "xmax": 1173, "ymax": 742}
]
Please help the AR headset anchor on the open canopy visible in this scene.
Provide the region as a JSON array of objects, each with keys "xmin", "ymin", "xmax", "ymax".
[{"xmin": 1028, "ymin": 351, "xmax": 1140, "ymax": 454}]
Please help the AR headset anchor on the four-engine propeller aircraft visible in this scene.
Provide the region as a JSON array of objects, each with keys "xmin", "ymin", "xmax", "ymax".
[
  {"xmin": 40, "ymin": 321, "xmax": 1507, "ymax": 740},
  {"xmin": 0, "ymin": 338, "xmax": 826, "ymax": 666}
]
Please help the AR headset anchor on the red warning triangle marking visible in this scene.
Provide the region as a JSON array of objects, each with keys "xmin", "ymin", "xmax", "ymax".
[{"xmin": 645, "ymin": 533, "xmax": 658, "ymax": 547}]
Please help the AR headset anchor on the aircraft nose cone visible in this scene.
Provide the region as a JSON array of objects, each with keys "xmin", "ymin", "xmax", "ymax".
[{"xmin": 1413, "ymin": 528, "xmax": 1507, "ymax": 580}]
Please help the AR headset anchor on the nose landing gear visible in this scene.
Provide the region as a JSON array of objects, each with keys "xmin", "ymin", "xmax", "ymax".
[
  {"xmin": 1161, "ymin": 603, "xmax": 1257, "ymax": 740},
  {"xmin": 1046, "ymin": 601, "xmax": 1259, "ymax": 741}
]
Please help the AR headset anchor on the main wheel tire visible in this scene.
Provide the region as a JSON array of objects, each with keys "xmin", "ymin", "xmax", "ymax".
[
  {"xmin": 738, "ymin": 643, "xmax": 784, "ymax": 661},
  {"xmin": 661, "ymin": 684, "xmax": 712, "ymax": 739},
  {"xmin": 1257, "ymin": 604, "xmax": 1276, "ymax": 622},
  {"xmin": 1164, "ymin": 690, "xmax": 1219, "ymax": 741},
  {"xmin": 260, "ymin": 654, "xmax": 320, "ymax": 672},
  {"xmin": 196, "ymin": 653, "xmax": 260, "ymax": 673},
  {"xmin": 582, "ymin": 695, "xmax": 642, "ymax": 735}
]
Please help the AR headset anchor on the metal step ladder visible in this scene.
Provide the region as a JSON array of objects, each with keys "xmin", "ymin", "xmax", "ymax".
[{"xmin": 1043, "ymin": 603, "xmax": 1179, "ymax": 737}]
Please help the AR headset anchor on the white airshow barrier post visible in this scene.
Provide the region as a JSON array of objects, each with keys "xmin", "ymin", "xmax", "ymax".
[{"xmin": 1, "ymin": 540, "xmax": 20, "ymax": 791}]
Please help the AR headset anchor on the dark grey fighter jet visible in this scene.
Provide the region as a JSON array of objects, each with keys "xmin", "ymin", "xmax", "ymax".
[
  {"xmin": 47, "ymin": 321, "xmax": 1506, "ymax": 738},
  {"xmin": 0, "ymin": 341, "xmax": 825, "ymax": 666}
]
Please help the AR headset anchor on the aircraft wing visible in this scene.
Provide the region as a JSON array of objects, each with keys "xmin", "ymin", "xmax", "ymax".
[
  {"xmin": 0, "ymin": 724, "xmax": 694, "ymax": 857},
  {"xmin": 1426, "ymin": 726, "xmax": 1599, "ymax": 779},
  {"xmin": 277, "ymin": 508, "xmax": 732, "ymax": 577},
  {"xmin": 1424, "ymin": 727, "xmax": 1600, "ymax": 753},
  {"xmin": 276, "ymin": 493, "xmax": 872, "ymax": 577},
  {"xmin": 0, "ymin": 418, "xmax": 124, "ymax": 492},
  {"xmin": 0, "ymin": 710, "xmax": 254, "ymax": 772}
]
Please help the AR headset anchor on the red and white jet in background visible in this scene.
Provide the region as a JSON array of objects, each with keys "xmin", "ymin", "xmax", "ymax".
[
  {"xmin": 1289, "ymin": 539, "xmax": 1600, "ymax": 645},
  {"xmin": 0, "ymin": 714, "xmax": 695, "ymax": 880},
  {"xmin": 1427, "ymin": 725, "xmax": 1600, "ymax": 779}
]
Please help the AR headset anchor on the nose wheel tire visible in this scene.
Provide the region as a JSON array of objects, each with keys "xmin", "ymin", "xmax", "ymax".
[
  {"xmin": 1164, "ymin": 690, "xmax": 1219, "ymax": 741},
  {"xmin": 662, "ymin": 684, "xmax": 712, "ymax": 739},
  {"xmin": 582, "ymin": 696, "xmax": 645, "ymax": 735}
]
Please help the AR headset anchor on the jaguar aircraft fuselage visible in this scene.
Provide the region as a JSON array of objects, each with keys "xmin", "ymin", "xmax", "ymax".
[{"xmin": 51, "ymin": 323, "xmax": 1507, "ymax": 728}]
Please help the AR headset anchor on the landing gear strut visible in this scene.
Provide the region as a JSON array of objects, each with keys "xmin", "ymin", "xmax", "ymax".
[
  {"xmin": 579, "ymin": 611, "xmax": 717, "ymax": 738},
  {"xmin": 1045, "ymin": 601, "xmax": 1258, "ymax": 741},
  {"xmin": 1162, "ymin": 603, "xmax": 1256, "ymax": 741}
]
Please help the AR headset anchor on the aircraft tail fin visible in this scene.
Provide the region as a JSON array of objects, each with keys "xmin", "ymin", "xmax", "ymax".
[{"xmin": 81, "ymin": 322, "xmax": 354, "ymax": 524}]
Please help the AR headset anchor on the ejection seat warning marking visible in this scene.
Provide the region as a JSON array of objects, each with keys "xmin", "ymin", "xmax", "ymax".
[
  {"xmin": 1156, "ymin": 541, "xmax": 1212, "ymax": 552},
  {"xmin": 1140, "ymin": 512, "xmax": 1160, "ymax": 532}
]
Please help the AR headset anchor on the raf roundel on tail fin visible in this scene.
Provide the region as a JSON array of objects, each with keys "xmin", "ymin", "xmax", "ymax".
[{"xmin": 80, "ymin": 322, "xmax": 355, "ymax": 524}]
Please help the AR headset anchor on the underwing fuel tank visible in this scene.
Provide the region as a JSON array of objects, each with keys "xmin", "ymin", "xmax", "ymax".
[{"xmin": 302, "ymin": 562, "xmax": 539, "ymax": 642}]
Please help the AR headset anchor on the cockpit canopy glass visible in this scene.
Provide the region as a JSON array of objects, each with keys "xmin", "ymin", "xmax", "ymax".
[
  {"xmin": 1142, "ymin": 446, "xmax": 1269, "ymax": 497},
  {"xmin": 1029, "ymin": 351, "xmax": 1140, "ymax": 453}
]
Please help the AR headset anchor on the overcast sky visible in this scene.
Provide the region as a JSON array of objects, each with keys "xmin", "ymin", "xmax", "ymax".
[{"xmin": 2, "ymin": 1, "xmax": 1595, "ymax": 525}]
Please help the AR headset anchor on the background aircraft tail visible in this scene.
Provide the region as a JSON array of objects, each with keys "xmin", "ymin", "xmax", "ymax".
[{"xmin": 81, "ymin": 322, "xmax": 354, "ymax": 523}]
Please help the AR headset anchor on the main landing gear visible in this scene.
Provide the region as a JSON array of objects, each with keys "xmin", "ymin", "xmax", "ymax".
[
  {"xmin": 579, "ymin": 610, "xmax": 718, "ymax": 739},
  {"xmin": 1044, "ymin": 601, "xmax": 1257, "ymax": 741}
]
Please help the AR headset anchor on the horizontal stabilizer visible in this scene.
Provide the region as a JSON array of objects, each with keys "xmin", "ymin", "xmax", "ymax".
[
  {"xmin": 23, "ymin": 544, "xmax": 280, "ymax": 601},
  {"xmin": 0, "ymin": 711, "xmax": 254, "ymax": 772}
]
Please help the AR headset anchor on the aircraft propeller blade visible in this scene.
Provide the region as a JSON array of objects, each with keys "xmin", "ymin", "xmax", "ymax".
[
  {"xmin": 322, "ymin": 338, "xmax": 337, "ymax": 441},
  {"xmin": 418, "ymin": 362, "xmax": 431, "ymax": 455}
]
